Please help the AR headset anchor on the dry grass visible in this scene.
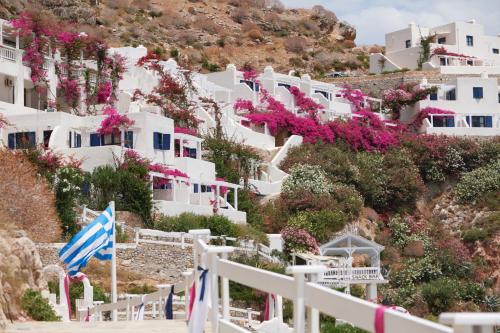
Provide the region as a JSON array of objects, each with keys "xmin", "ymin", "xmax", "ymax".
[{"xmin": 0, "ymin": 149, "xmax": 61, "ymax": 242}]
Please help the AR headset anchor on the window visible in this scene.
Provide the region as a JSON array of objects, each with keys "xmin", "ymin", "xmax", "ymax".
[
  {"xmin": 446, "ymin": 89, "xmax": 456, "ymax": 101},
  {"xmin": 277, "ymin": 83, "xmax": 291, "ymax": 90},
  {"xmin": 440, "ymin": 57, "xmax": 447, "ymax": 66},
  {"xmin": 153, "ymin": 132, "xmax": 170, "ymax": 150},
  {"xmin": 240, "ymin": 80, "xmax": 260, "ymax": 92},
  {"xmin": 7, "ymin": 131, "xmax": 36, "ymax": 149},
  {"xmin": 429, "ymin": 93, "xmax": 438, "ymax": 101},
  {"xmin": 43, "ymin": 130, "xmax": 52, "ymax": 148},
  {"xmin": 405, "ymin": 40, "xmax": 411, "ymax": 48},
  {"xmin": 193, "ymin": 184, "xmax": 199, "ymax": 193},
  {"xmin": 90, "ymin": 133, "xmax": 103, "ymax": 147},
  {"xmin": 124, "ymin": 131, "xmax": 133, "ymax": 149},
  {"xmin": 493, "ymin": 48, "xmax": 499, "ymax": 54},
  {"xmin": 438, "ymin": 37, "xmax": 446, "ymax": 44},
  {"xmin": 466, "ymin": 35, "xmax": 474, "ymax": 46},
  {"xmin": 314, "ymin": 90, "xmax": 329, "ymax": 99},
  {"xmin": 498, "ymin": 93, "xmax": 500, "ymax": 103},
  {"xmin": 68, "ymin": 131, "xmax": 82, "ymax": 148},
  {"xmin": 472, "ymin": 87, "xmax": 483, "ymax": 99},
  {"xmin": 467, "ymin": 116, "xmax": 492, "ymax": 128}
]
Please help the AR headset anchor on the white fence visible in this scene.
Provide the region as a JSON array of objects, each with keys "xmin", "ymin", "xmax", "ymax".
[{"xmin": 82, "ymin": 229, "xmax": 499, "ymax": 333}]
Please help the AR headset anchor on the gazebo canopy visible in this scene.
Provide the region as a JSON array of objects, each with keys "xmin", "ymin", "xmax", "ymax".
[{"xmin": 320, "ymin": 232, "xmax": 384, "ymax": 257}]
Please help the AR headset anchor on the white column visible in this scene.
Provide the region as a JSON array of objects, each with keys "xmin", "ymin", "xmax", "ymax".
[
  {"xmin": 197, "ymin": 141, "xmax": 201, "ymax": 159},
  {"xmin": 15, "ymin": 49, "xmax": 24, "ymax": 106},
  {"xmin": 110, "ymin": 201, "xmax": 117, "ymax": 321},
  {"xmin": 366, "ymin": 283, "xmax": 378, "ymax": 301},
  {"xmin": 179, "ymin": 138, "xmax": 184, "ymax": 157},
  {"xmin": 221, "ymin": 252, "xmax": 230, "ymax": 320},
  {"xmin": 172, "ymin": 179, "xmax": 177, "ymax": 201},
  {"xmin": 209, "ymin": 252, "xmax": 219, "ymax": 333},
  {"xmin": 234, "ymin": 188, "xmax": 238, "ymax": 211},
  {"xmin": 215, "ymin": 185, "xmax": 220, "ymax": 210},
  {"xmin": 187, "ymin": 181, "xmax": 191, "ymax": 204},
  {"xmin": 286, "ymin": 266, "xmax": 327, "ymax": 333}
]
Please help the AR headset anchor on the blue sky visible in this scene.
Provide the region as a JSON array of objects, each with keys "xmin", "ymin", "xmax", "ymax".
[{"xmin": 281, "ymin": 0, "xmax": 500, "ymax": 45}]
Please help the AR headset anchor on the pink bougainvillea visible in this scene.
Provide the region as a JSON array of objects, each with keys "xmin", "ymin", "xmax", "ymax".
[
  {"xmin": 58, "ymin": 78, "xmax": 81, "ymax": 108},
  {"xmin": 234, "ymin": 99, "xmax": 257, "ymax": 114},
  {"xmin": 409, "ymin": 107, "xmax": 455, "ymax": 130},
  {"xmin": 0, "ymin": 113, "xmax": 10, "ymax": 129},
  {"xmin": 96, "ymin": 81, "xmax": 112, "ymax": 104},
  {"xmin": 149, "ymin": 163, "xmax": 189, "ymax": 187},
  {"xmin": 281, "ymin": 226, "xmax": 320, "ymax": 255},
  {"xmin": 240, "ymin": 63, "xmax": 258, "ymax": 81},
  {"xmin": 432, "ymin": 46, "xmax": 474, "ymax": 59},
  {"xmin": 289, "ymin": 86, "xmax": 324, "ymax": 119},
  {"xmin": 174, "ymin": 126, "xmax": 198, "ymax": 137},
  {"xmin": 340, "ymin": 84, "xmax": 369, "ymax": 112},
  {"xmin": 382, "ymin": 83, "xmax": 437, "ymax": 119},
  {"xmin": 212, "ymin": 177, "xmax": 229, "ymax": 196},
  {"xmin": 98, "ymin": 107, "xmax": 135, "ymax": 135}
]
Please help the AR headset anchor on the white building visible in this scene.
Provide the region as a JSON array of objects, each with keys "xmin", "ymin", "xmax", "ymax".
[
  {"xmin": 0, "ymin": 22, "xmax": 246, "ymax": 223},
  {"xmin": 370, "ymin": 20, "xmax": 500, "ymax": 74},
  {"xmin": 411, "ymin": 74, "xmax": 500, "ymax": 136}
]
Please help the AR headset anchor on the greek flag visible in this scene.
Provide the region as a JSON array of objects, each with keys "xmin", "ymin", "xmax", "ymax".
[{"xmin": 59, "ymin": 206, "xmax": 114, "ymax": 276}]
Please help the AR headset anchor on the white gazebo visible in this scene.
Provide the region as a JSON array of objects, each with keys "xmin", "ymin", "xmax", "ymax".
[{"xmin": 318, "ymin": 232, "xmax": 387, "ymax": 300}]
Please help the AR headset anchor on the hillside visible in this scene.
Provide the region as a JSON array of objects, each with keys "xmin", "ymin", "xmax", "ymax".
[{"xmin": 0, "ymin": 0, "xmax": 369, "ymax": 76}]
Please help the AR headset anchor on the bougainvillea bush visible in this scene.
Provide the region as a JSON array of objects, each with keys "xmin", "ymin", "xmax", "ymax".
[
  {"xmin": 11, "ymin": 11, "xmax": 126, "ymax": 113},
  {"xmin": 382, "ymin": 83, "xmax": 437, "ymax": 119},
  {"xmin": 98, "ymin": 107, "xmax": 135, "ymax": 135},
  {"xmin": 281, "ymin": 226, "xmax": 320, "ymax": 255}
]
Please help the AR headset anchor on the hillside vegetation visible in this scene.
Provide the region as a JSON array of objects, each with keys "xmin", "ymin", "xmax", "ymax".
[{"xmin": 0, "ymin": 0, "xmax": 370, "ymax": 76}]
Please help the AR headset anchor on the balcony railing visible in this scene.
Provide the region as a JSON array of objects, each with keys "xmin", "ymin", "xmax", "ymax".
[
  {"xmin": 0, "ymin": 44, "xmax": 16, "ymax": 62},
  {"xmin": 319, "ymin": 267, "xmax": 383, "ymax": 284}
]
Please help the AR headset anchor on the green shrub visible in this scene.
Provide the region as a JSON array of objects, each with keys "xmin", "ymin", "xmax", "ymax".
[
  {"xmin": 458, "ymin": 282, "xmax": 485, "ymax": 304},
  {"xmin": 126, "ymin": 284, "xmax": 157, "ymax": 294},
  {"xmin": 282, "ymin": 164, "xmax": 333, "ymax": 196},
  {"xmin": 21, "ymin": 289, "xmax": 61, "ymax": 321},
  {"xmin": 154, "ymin": 213, "xmax": 204, "ymax": 233},
  {"xmin": 422, "ymin": 278, "xmax": 457, "ymax": 315},
  {"xmin": 355, "ymin": 149, "xmax": 422, "ymax": 211},
  {"xmin": 203, "ymin": 215, "xmax": 236, "ymax": 236},
  {"xmin": 462, "ymin": 228, "xmax": 488, "ymax": 243},
  {"xmin": 288, "ymin": 210, "xmax": 348, "ymax": 243},
  {"xmin": 350, "ymin": 285, "xmax": 364, "ymax": 298},
  {"xmin": 455, "ymin": 160, "xmax": 500, "ymax": 203}
]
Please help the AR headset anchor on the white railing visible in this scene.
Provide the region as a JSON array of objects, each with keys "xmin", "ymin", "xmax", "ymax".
[
  {"xmin": 190, "ymin": 230, "xmax": 495, "ymax": 333},
  {"xmin": 74, "ymin": 229, "xmax": 497, "ymax": 332},
  {"xmin": 320, "ymin": 267, "xmax": 383, "ymax": 283},
  {"xmin": 0, "ymin": 44, "xmax": 16, "ymax": 62}
]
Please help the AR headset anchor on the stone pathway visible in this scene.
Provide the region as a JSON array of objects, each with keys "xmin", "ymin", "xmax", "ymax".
[{"xmin": 5, "ymin": 320, "xmax": 206, "ymax": 333}]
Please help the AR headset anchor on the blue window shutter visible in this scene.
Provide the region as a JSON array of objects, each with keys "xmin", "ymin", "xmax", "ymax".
[
  {"xmin": 473, "ymin": 87, "xmax": 483, "ymax": 99},
  {"xmin": 255, "ymin": 83, "xmax": 260, "ymax": 92},
  {"xmin": 466, "ymin": 116, "xmax": 471, "ymax": 126},
  {"xmin": 446, "ymin": 117, "xmax": 455, "ymax": 127},
  {"xmin": 429, "ymin": 93, "xmax": 438, "ymax": 101},
  {"xmin": 69, "ymin": 131, "xmax": 72, "ymax": 148},
  {"xmin": 90, "ymin": 133, "xmax": 101, "ymax": 147},
  {"xmin": 76, "ymin": 134, "xmax": 82, "ymax": 148},
  {"xmin": 125, "ymin": 131, "xmax": 133, "ymax": 148},
  {"xmin": 485, "ymin": 116, "xmax": 492, "ymax": 128},
  {"xmin": 28, "ymin": 132, "xmax": 36, "ymax": 147},
  {"xmin": 193, "ymin": 184, "xmax": 199, "ymax": 193},
  {"xmin": 162, "ymin": 134, "xmax": 171, "ymax": 150},
  {"xmin": 8, "ymin": 133, "xmax": 15, "ymax": 149},
  {"xmin": 153, "ymin": 132, "xmax": 160, "ymax": 149},
  {"xmin": 207, "ymin": 186, "xmax": 212, "ymax": 192}
]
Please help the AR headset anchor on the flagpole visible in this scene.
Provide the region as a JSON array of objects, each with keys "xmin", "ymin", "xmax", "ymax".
[{"xmin": 110, "ymin": 201, "xmax": 117, "ymax": 321}]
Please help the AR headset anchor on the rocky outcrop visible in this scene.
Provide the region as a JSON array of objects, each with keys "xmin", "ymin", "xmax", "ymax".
[{"xmin": 0, "ymin": 230, "xmax": 47, "ymax": 329}]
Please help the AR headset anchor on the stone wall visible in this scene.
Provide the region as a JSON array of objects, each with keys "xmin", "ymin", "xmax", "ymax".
[
  {"xmin": 324, "ymin": 70, "xmax": 500, "ymax": 98},
  {"xmin": 37, "ymin": 243, "xmax": 193, "ymax": 291}
]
